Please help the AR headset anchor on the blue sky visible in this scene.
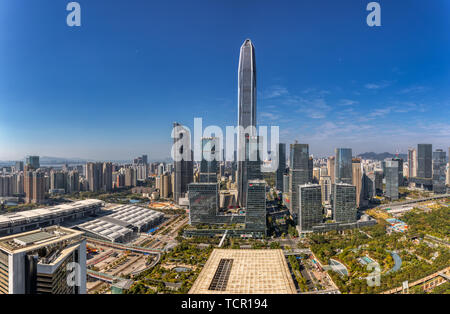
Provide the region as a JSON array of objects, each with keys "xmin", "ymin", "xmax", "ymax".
[{"xmin": 0, "ymin": 0, "xmax": 449, "ymax": 161}]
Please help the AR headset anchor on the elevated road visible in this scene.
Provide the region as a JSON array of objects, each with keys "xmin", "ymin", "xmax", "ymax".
[
  {"xmin": 379, "ymin": 194, "xmax": 450, "ymax": 209},
  {"xmin": 85, "ymin": 237, "xmax": 162, "ymax": 254},
  {"xmin": 381, "ymin": 266, "xmax": 450, "ymax": 294}
]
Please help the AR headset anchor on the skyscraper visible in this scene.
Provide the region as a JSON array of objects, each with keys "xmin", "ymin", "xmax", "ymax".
[
  {"xmin": 417, "ymin": 144, "xmax": 432, "ymax": 179},
  {"xmin": 102, "ymin": 162, "xmax": 113, "ymax": 192},
  {"xmin": 332, "ymin": 183, "xmax": 357, "ymax": 223},
  {"xmin": 335, "ymin": 148, "xmax": 352, "ymax": 184},
  {"xmin": 327, "ymin": 156, "xmax": 335, "ymax": 184},
  {"xmin": 289, "ymin": 143, "xmax": 310, "ymax": 216},
  {"xmin": 275, "ymin": 143, "xmax": 286, "ymax": 191},
  {"xmin": 432, "ymin": 149, "xmax": 446, "ymax": 194},
  {"xmin": 86, "ymin": 162, "xmax": 103, "ymax": 192},
  {"xmin": 352, "ymin": 158, "xmax": 363, "ymax": 208},
  {"xmin": 298, "ymin": 184, "xmax": 323, "ymax": 233},
  {"xmin": 237, "ymin": 39, "xmax": 257, "ymax": 207},
  {"xmin": 385, "ymin": 160, "xmax": 399, "ymax": 200},
  {"xmin": 408, "ymin": 148, "xmax": 416, "ymax": 178},
  {"xmin": 245, "ymin": 180, "xmax": 266, "ymax": 235},
  {"xmin": 199, "ymin": 137, "xmax": 219, "ymax": 183},
  {"xmin": 25, "ymin": 156, "xmax": 40, "ymax": 170},
  {"xmin": 173, "ymin": 122, "xmax": 193, "ymax": 204}
]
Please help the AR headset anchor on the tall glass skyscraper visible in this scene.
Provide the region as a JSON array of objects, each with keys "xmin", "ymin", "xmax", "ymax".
[
  {"xmin": 173, "ymin": 122, "xmax": 193, "ymax": 204},
  {"xmin": 335, "ymin": 148, "xmax": 353, "ymax": 184},
  {"xmin": 289, "ymin": 143, "xmax": 310, "ymax": 216},
  {"xmin": 275, "ymin": 143, "xmax": 286, "ymax": 191},
  {"xmin": 432, "ymin": 149, "xmax": 446, "ymax": 194},
  {"xmin": 237, "ymin": 39, "xmax": 257, "ymax": 207},
  {"xmin": 417, "ymin": 144, "xmax": 432, "ymax": 179},
  {"xmin": 385, "ymin": 160, "xmax": 399, "ymax": 200}
]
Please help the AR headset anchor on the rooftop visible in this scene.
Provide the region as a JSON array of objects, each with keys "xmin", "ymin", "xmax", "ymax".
[
  {"xmin": 0, "ymin": 226, "xmax": 84, "ymax": 254},
  {"xmin": 189, "ymin": 249, "xmax": 296, "ymax": 294}
]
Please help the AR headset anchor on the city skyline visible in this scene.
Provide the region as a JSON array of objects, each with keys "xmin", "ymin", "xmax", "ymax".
[{"xmin": 0, "ymin": 0, "xmax": 449, "ymax": 161}]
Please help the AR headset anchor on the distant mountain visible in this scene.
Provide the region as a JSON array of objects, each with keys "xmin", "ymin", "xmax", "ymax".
[
  {"xmin": 39, "ymin": 156, "xmax": 88, "ymax": 164},
  {"xmin": 357, "ymin": 152, "xmax": 407, "ymax": 161}
]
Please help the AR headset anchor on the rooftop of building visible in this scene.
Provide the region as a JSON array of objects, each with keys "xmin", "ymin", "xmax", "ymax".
[
  {"xmin": 0, "ymin": 199, "xmax": 104, "ymax": 227},
  {"xmin": 0, "ymin": 226, "xmax": 84, "ymax": 254},
  {"xmin": 189, "ymin": 249, "xmax": 296, "ymax": 294}
]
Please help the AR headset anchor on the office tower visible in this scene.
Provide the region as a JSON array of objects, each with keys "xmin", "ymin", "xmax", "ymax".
[
  {"xmin": 374, "ymin": 170, "xmax": 383, "ymax": 195},
  {"xmin": 237, "ymin": 39, "xmax": 257, "ymax": 207},
  {"xmin": 298, "ymin": 184, "xmax": 323, "ymax": 233},
  {"xmin": 332, "ymin": 183, "xmax": 357, "ymax": 223},
  {"xmin": 327, "ymin": 156, "xmax": 335, "ymax": 184},
  {"xmin": 25, "ymin": 156, "xmax": 40, "ymax": 170},
  {"xmin": 245, "ymin": 180, "xmax": 266, "ymax": 235},
  {"xmin": 142, "ymin": 154, "xmax": 148, "ymax": 165},
  {"xmin": 385, "ymin": 160, "xmax": 399, "ymax": 200},
  {"xmin": 67, "ymin": 170, "xmax": 79, "ymax": 194},
  {"xmin": 86, "ymin": 162, "xmax": 103, "ymax": 192},
  {"xmin": 393, "ymin": 156, "xmax": 404, "ymax": 186},
  {"xmin": 289, "ymin": 143, "xmax": 310, "ymax": 216},
  {"xmin": 408, "ymin": 148, "xmax": 416, "ymax": 178},
  {"xmin": 417, "ymin": 144, "xmax": 432, "ymax": 179},
  {"xmin": 199, "ymin": 137, "xmax": 219, "ymax": 183},
  {"xmin": 365, "ymin": 173, "xmax": 376, "ymax": 199},
  {"xmin": 275, "ymin": 143, "xmax": 286, "ymax": 191},
  {"xmin": 335, "ymin": 148, "xmax": 352, "ymax": 184},
  {"xmin": 352, "ymin": 158, "xmax": 363, "ymax": 208},
  {"xmin": 173, "ymin": 122, "xmax": 194, "ymax": 204},
  {"xmin": 188, "ymin": 183, "xmax": 219, "ymax": 225},
  {"xmin": 283, "ymin": 174, "xmax": 289, "ymax": 193},
  {"xmin": 432, "ymin": 149, "xmax": 446, "ymax": 194},
  {"xmin": 15, "ymin": 161, "xmax": 24, "ymax": 172},
  {"xmin": 319, "ymin": 176, "xmax": 332, "ymax": 204},
  {"xmin": 0, "ymin": 226, "xmax": 86, "ymax": 294}
]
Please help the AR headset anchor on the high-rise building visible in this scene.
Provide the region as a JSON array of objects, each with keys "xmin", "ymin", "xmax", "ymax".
[
  {"xmin": 0, "ymin": 226, "xmax": 86, "ymax": 294},
  {"xmin": 161, "ymin": 173, "xmax": 172, "ymax": 198},
  {"xmin": 125, "ymin": 167, "xmax": 137, "ymax": 187},
  {"xmin": 332, "ymin": 183, "xmax": 357, "ymax": 223},
  {"xmin": 67, "ymin": 170, "xmax": 79, "ymax": 194},
  {"xmin": 335, "ymin": 148, "xmax": 352, "ymax": 184},
  {"xmin": 237, "ymin": 39, "xmax": 257, "ymax": 208},
  {"xmin": 86, "ymin": 162, "xmax": 103, "ymax": 192},
  {"xmin": 289, "ymin": 143, "xmax": 310, "ymax": 216},
  {"xmin": 25, "ymin": 156, "xmax": 40, "ymax": 170},
  {"xmin": 245, "ymin": 180, "xmax": 266, "ymax": 235},
  {"xmin": 14, "ymin": 161, "xmax": 24, "ymax": 172},
  {"xmin": 275, "ymin": 143, "xmax": 286, "ymax": 191},
  {"xmin": 374, "ymin": 170, "xmax": 383, "ymax": 195},
  {"xmin": 283, "ymin": 174, "xmax": 289, "ymax": 194},
  {"xmin": 352, "ymin": 158, "xmax": 363, "ymax": 208},
  {"xmin": 408, "ymin": 148, "xmax": 417, "ymax": 178},
  {"xmin": 432, "ymin": 149, "xmax": 446, "ymax": 194},
  {"xmin": 392, "ymin": 156, "xmax": 404, "ymax": 186},
  {"xmin": 385, "ymin": 160, "xmax": 399, "ymax": 200},
  {"xmin": 102, "ymin": 162, "xmax": 113, "ymax": 192},
  {"xmin": 447, "ymin": 147, "xmax": 450, "ymax": 186},
  {"xmin": 298, "ymin": 184, "xmax": 323, "ymax": 233},
  {"xmin": 417, "ymin": 144, "xmax": 432, "ymax": 179},
  {"xmin": 319, "ymin": 176, "xmax": 332, "ymax": 204},
  {"xmin": 24, "ymin": 170, "xmax": 45, "ymax": 204},
  {"xmin": 173, "ymin": 122, "xmax": 193, "ymax": 204},
  {"xmin": 327, "ymin": 156, "xmax": 335, "ymax": 184},
  {"xmin": 188, "ymin": 183, "xmax": 219, "ymax": 225},
  {"xmin": 199, "ymin": 137, "xmax": 219, "ymax": 183}
]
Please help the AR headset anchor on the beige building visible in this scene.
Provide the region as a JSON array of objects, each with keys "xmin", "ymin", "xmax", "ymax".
[
  {"xmin": 189, "ymin": 249, "xmax": 296, "ymax": 294},
  {"xmin": 352, "ymin": 158, "xmax": 362, "ymax": 208},
  {"xmin": 327, "ymin": 156, "xmax": 335, "ymax": 184}
]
